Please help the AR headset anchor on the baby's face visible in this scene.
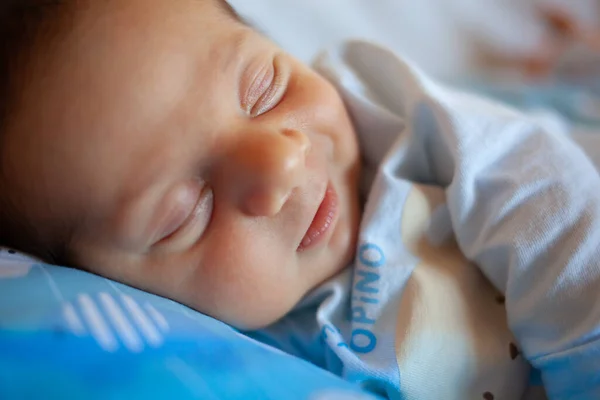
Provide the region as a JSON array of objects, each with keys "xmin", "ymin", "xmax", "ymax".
[{"xmin": 3, "ymin": 0, "xmax": 360, "ymax": 328}]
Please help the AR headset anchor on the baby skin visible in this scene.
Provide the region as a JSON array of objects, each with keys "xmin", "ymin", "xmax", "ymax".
[{"xmin": 0, "ymin": 0, "xmax": 361, "ymax": 329}]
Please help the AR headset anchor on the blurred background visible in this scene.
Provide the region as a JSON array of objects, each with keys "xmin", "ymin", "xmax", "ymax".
[
  {"xmin": 228, "ymin": 0, "xmax": 600, "ymax": 127},
  {"xmin": 227, "ymin": 0, "xmax": 599, "ymax": 79}
]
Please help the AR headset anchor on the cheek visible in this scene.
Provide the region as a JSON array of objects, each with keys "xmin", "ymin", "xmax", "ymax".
[
  {"xmin": 183, "ymin": 221, "xmax": 304, "ymax": 329},
  {"xmin": 288, "ymin": 72, "xmax": 359, "ymax": 167},
  {"xmin": 321, "ymin": 85, "xmax": 359, "ymax": 166}
]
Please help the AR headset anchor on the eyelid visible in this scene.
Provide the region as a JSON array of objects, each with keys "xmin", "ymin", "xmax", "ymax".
[
  {"xmin": 242, "ymin": 54, "xmax": 288, "ymax": 117},
  {"xmin": 156, "ymin": 185, "xmax": 200, "ymax": 240},
  {"xmin": 153, "ymin": 183, "xmax": 214, "ymax": 251},
  {"xmin": 242, "ymin": 62, "xmax": 275, "ymax": 114}
]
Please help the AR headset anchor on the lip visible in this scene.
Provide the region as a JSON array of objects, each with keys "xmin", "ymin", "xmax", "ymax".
[{"xmin": 297, "ymin": 182, "xmax": 339, "ymax": 252}]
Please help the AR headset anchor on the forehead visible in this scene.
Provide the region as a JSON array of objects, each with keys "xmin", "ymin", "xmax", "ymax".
[
  {"xmin": 2, "ymin": 0, "xmax": 251, "ymax": 230},
  {"xmin": 71, "ymin": 0, "xmax": 243, "ymax": 49}
]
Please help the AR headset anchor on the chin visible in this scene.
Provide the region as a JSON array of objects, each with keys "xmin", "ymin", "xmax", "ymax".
[
  {"xmin": 224, "ymin": 301, "xmax": 296, "ymax": 331},
  {"xmin": 220, "ymin": 282, "xmax": 310, "ymax": 331}
]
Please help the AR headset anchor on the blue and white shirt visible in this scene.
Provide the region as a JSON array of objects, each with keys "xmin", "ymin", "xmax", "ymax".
[{"xmin": 250, "ymin": 41, "xmax": 600, "ymax": 400}]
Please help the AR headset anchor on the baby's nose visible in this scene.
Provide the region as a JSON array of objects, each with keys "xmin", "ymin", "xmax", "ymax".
[{"xmin": 224, "ymin": 128, "xmax": 310, "ymax": 217}]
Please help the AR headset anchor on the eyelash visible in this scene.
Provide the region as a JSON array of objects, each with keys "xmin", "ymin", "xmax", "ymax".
[
  {"xmin": 248, "ymin": 57, "xmax": 287, "ymax": 117},
  {"xmin": 155, "ymin": 185, "xmax": 214, "ymax": 248}
]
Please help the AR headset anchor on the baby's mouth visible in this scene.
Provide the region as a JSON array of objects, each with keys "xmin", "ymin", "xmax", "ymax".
[{"xmin": 297, "ymin": 182, "xmax": 339, "ymax": 252}]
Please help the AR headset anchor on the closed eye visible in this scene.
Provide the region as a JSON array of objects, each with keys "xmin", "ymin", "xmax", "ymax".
[
  {"xmin": 154, "ymin": 184, "xmax": 214, "ymax": 250},
  {"xmin": 244, "ymin": 54, "xmax": 288, "ymax": 117}
]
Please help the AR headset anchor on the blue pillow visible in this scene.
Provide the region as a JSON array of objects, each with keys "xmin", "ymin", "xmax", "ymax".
[{"xmin": 0, "ymin": 250, "xmax": 379, "ymax": 400}]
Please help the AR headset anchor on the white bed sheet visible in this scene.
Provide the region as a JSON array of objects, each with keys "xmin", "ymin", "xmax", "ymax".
[
  {"xmin": 228, "ymin": 0, "xmax": 599, "ymax": 80},
  {"xmin": 228, "ymin": 0, "xmax": 471, "ymax": 78}
]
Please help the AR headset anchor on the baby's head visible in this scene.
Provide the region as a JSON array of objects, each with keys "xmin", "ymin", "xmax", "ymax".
[{"xmin": 0, "ymin": 0, "xmax": 360, "ymax": 328}]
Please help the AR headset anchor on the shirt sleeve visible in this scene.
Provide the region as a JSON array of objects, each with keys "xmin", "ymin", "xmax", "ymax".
[{"xmin": 318, "ymin": 41, "xmax": 600, "ymax": 400}]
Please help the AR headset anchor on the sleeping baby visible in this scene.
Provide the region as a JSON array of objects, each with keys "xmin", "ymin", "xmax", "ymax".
[{"xmin": 1, "ymin": 0, "xmax": 600, "ymax": 399}]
